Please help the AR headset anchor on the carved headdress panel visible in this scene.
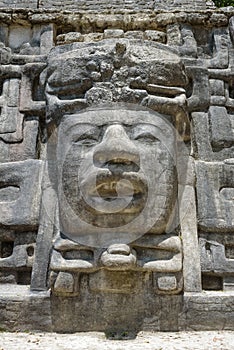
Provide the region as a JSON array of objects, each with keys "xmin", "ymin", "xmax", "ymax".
[{"xmin": 43, "ymin": 39, "xmax": 189, "ymax": 139}]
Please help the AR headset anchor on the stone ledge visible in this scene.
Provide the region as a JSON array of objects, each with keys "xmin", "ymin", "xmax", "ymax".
[
  {"xmin": 0, "ymin": 285, "xmax": 52, "ymax": 332},
  {"xmin": 0, "ymin": 9, "xmax": 233, "ymax": 28},
  {"xmin": 1, "ymin": 287, "xmax": 234, "ymax": 332},
  {"xmin": 0, "ymin": 0, "xmax": 212, "ymax": 12},
  {"xmin": 180, "ymin": 291, "xmax": 234, "ymax": 331}
]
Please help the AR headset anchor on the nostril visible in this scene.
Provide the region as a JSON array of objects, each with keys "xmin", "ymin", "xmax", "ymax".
[
  {"xmin": 103, "ymin": 160, "xmax": 140, "ymax": 173},
  {"xmin": 93, "ymin": 150, "xmax": 140, "ymax": 170}
]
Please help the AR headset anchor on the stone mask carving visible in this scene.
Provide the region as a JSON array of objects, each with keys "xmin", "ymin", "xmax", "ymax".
[
  {"xmin": 44, "ymin": 39, "xmax": 189, "ymax": 248},
  {"xmin": 54, "ymin": 106, "xmax": 178, "ymax": 247}
]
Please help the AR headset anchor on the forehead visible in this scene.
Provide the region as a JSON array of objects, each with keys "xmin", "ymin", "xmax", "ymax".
[{"xmin": 59, "ymin": 109, "xmax": 174, "ymax": 134}]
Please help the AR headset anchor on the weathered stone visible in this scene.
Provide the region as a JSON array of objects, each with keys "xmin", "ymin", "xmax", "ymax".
[
  {"xmin": 0, "ymin": 284, "xmax": 52, "ymax": 332},
  {"xmin": 0, "ymin": 160, "xmax": 42, "ymax": 228},
  {"xmin": 101, "ymin": 245, "xmax": 137, "ymax": 270},
  {"xmin": 186, "ymin": 67, "xmax": 210, "ymax": 112},
  {"xmin": 56, "ymin": 32, "xmax": 84, "ymax": 45},
  {"xmin": 0, "ymin": 231, "xmax": 36, "ymax": 281},
  {"xmin": 8, "ymin": 117, "xmax": 39, "ymax": 161},
  {"xmin": 209, "ymin": 106, "xmax": 234, "ymax": 149},
  {"xmin": 192, "ymin": 110, "xmax": 234, "ymax": 161},
  {"xmin": 20, "ymin": 63, "xmax": 46, "ymax": 115},
  {"xmin": 209, "ymin": 79, "xmax": 225, "ymax": 96},
  {"xmin": 154, "ymin": 0, "xmax": 207, "ymax": 11},
  {"xmin": 167, "ymin": 24, "xmax": 182, "ymax": 46},
  {"xmin": 124, "ymin": 31, "xmax": 144, "ymax": 40},
  {"xmin": 53, "ymin": 272, "xmax": 75, "ymax": 294},
  {"xmin": 179, "ymin": 25, "xmax": 197, "ymax": 57},
  {"xmin": 0, "ymin": 0, "xmax": 234, "ymax": 335},
  {"xmin": 180, "ymin": 185, "xmax": 202, "ymax": 292},
  {"xmin": 144, "ymin": 30, "xmax": 166, "ymax": 43},
  {"xmin": 229, "ymin": 16, "xmax": 234, "ymax": 44},
  {"xmin": 104, "ymin": 29, "xmax": 124, "ymax": 39},
  {"xmin": 200, "ymin": 238, "xmax": 234, "ymax": 274},
  {"xmin": 0, "ymin": 79, "xmax": 21, "ymax": 134},
  {"xmin": 157, "ymin": 276, "xmax": 178, "ymax": 292},
  {"xmin": 179, "ymin": 292, "xmax": 234, "ymax": 331},
  {"xmin": 89, "ymin": 270, "xmax": 142, "ymax": 293},
  {"xmin": 0, "ymin": 0, "xmax": 37, "ymax": 8},
  {"xmin": 207, "ymin": 29, "xmax": 229, "ymax": 69},
  {"xmin": 196, "ymin": 160, "xmax": 234, "ymax": 232}
]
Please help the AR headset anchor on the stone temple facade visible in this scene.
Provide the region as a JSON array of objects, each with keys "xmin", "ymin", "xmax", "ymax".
[{"xmin": 0, "ymin": 0, "xmax": 234, "ymax": 336}]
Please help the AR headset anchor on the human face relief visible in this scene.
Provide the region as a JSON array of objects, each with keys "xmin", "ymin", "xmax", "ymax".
[{"xmin": 56, "ymin": 108, "xmax": 177, "ymax": 247}]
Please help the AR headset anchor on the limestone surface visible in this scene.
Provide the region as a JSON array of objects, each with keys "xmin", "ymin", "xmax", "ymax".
[{"xmin": 0, "ymin": 0, "xmax": 234, "ymax": 334}]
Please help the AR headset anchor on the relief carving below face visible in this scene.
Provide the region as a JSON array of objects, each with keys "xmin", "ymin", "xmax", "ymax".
[{"xmin": 54, "ymin": 106, "xmax": 178, "ymax": 248}]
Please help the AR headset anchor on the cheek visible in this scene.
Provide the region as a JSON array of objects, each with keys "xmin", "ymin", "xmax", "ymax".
[
  {"xmin": 139, "ymin": 144, "xmax": 171, "ymax": 170},
  {"xmin": 139, "ymin": 146, "xmax": 177, "ymax": 189},
  {"xmin": 61, "ymin": 145, "xmax": 97, "ymax": 195},
  {"xmin": 61, "ymin": 144, "xmax": 93, "ymax": 172},
  {"xmin": 59, "ymin": 145, "xmax": 83, "ymax": 194}
]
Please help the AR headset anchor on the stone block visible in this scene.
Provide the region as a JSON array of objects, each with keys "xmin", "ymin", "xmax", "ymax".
[
  {"xmin": 230, "ymin": 16, "xmax": 234, "ymax": 45},
  {"xmin": 0, "ymin": 231, "xmax": 36, "ymax": 280},
  {"xmin": 104, "ymin": 29, "xmax": 124, "ymax": 39},
  {"xmin": 89, "ymin": 270, "xmax": 143, "ymax": 294},
  {"xmin": 186, "ymin": 67, "xmax": 210, "ymax": 112},
  {"xmin": 39, "ymin": 0, "xmax": 155, "ymax": 11},
  {"xmin": 0, "ymin": 0, "xmax": 37, "ymax": 8},
  {"xmin": 207, "ymin": 29, "xmax": 229, "ymax": 69},
  {"xmin": 124, "ymin": 31, "xmax": 144, "ymax": 40},
  {"xmin": 8, "ymin": 25, "xmax": 32, "ymax": 52},
  {"xmin": 144, "ymin": 30, "xmax": 166, "ymax": 43},
  {"xmin": 200, "ymin": 238, "xmax": 234, "ymax": 274},
  {"xmin": 40, "ymin": 24, "xmax": 55, "ymax": 55},
  {"xmin": 53, "ymin": 272, "xmax": 75, "ymax": 294},
  {"xmin": 157, "ymin": 276, "xmax": 177, "ymax": 291},
  {"xmin": 209, "ymin": 106, "xmax": 234, "ymax": 149},
  {"xmin": 83, "ymin": 33, "xmax": 104, "ymax": 42},
  {"xmin": 192, "ymin": 109, "xmax": 234, "ymax": 161},
  {"xmin": 56, "ymin": 32, "xmax": 84, "ymax": 45},
  {"xmin": 20, "ymin": 64, "xmax": 46, "ymax": 115},
  {"xmin": 0, "ymin": 79, "xmax": 21, "ymax": 134},
  {"xmin": 180, "ymin": 292, "xmax": 234, "ymax": 331},
  {"xmin": 0, "ymin": 160, "xmax": 42, "ymax": 228},
  {"xmin": 0, "ymin": 285, "xmax": 52, "ymax": 332},
  {"xmin": 199, "ymin": 232, "xmax": 234, "ymax": 291},
  {"xmin": 8, "ymin": 117, "xmax": 39, "ymax": 161},
  {"xmin": 180, "ymin": 184, "xmax": 202, "ymax": 292},
  {"xmin": 154, "ymin": 0, "xmax": 206, "ymax": 11},
  {"xmin": 196, "ymin": 160, "xmax": 234, "ymax": 232},
  {"xmin": 153, "ymin": 274, "xmax": 183, "ymax": 294},
  {"xmin": 209, "ymin": 79, "xmax": 225, "ymax": 96}
]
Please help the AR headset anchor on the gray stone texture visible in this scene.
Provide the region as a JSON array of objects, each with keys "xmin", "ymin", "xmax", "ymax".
[
  {"xmin": 0, "ymin": 0, "xmax": 211, "ymax": 11},
  {"xmin": 38, "ymin": 0, "xmax": 208, "ymax": 11},
  {"xmin": 0, "ymin": 285, "xmax": 52, "ymax": 332},
  {"xmin": 0, "ymin": 0, "xmax": 37, "ymax": 8},
  {"xmin": 0, "ymin": 160, "xmax": 42, "ymax": 227},
  {"xmin": 180, "ymin": 292, "xmax": 234, "ymax": 331},
  {"xmin": 0, "ymin": 0, "xmax": 234, "ymax": 335},
  {"xmin": 196, "ymin": 160, "xmax": 234, "ymax": 232}
]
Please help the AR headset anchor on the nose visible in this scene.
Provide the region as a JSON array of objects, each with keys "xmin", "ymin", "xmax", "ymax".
[{"xmin": 93, "ymin": 124, "xmax": 140, "ymax": 172}]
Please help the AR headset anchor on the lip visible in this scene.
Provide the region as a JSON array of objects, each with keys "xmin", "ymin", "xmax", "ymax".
[
  {"xmin": 80, "ymin": 172, "xmax": 147, "ymax": 213},
  {"xmin": 91, "ymin": 180, "xmax": 141, "ymax": 199}
]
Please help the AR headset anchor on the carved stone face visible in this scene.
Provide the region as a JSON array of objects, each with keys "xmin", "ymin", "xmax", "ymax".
[{"xmin": 56, "ymin": 106, "xmax": 177, "ymax": 247}]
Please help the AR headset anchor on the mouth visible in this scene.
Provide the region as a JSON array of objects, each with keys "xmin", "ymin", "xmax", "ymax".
[
  {"xmin": 81, "ymin": 172, "xmax": 147, "ymax": 214},
  {"xmin": 93, "ymin": 180, "xmax": 142, "ymax": 200}
]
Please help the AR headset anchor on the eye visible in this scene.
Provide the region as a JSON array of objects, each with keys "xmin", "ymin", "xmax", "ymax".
[
  {"xmin": 73, "ymin": 134, "xmax": 99, "ymax": 146},
  {"xmin": 134, "ymin": 132, "xmax": 159, "ymax": 143}
]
